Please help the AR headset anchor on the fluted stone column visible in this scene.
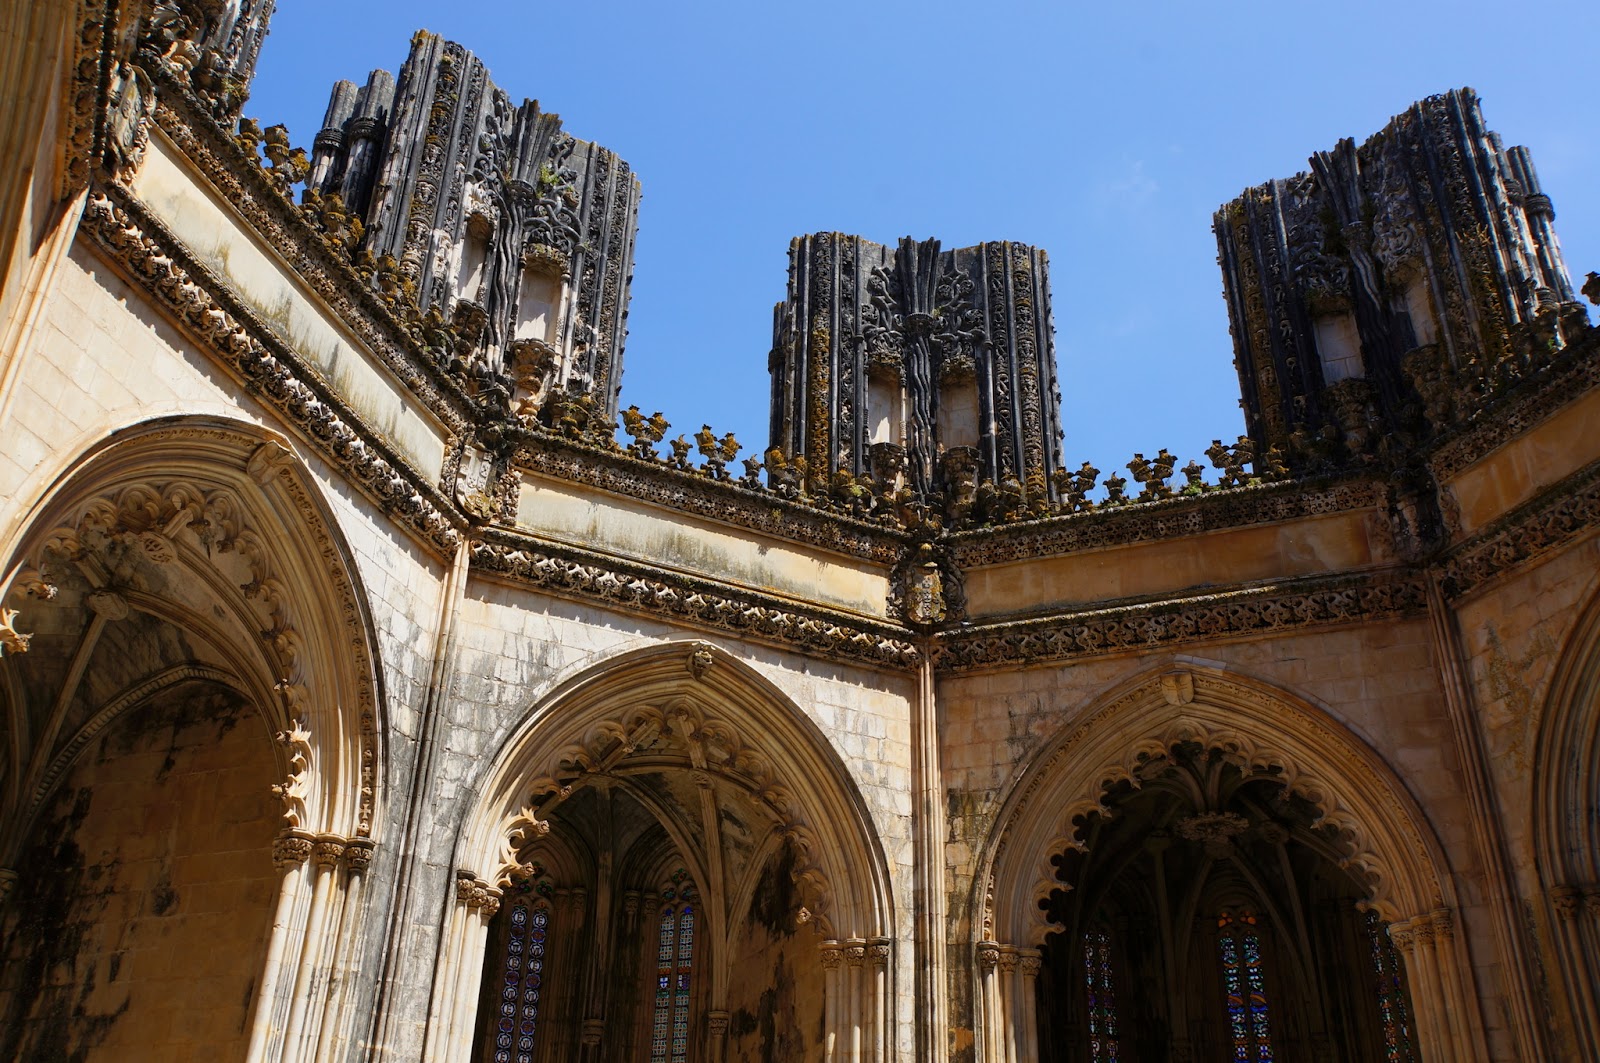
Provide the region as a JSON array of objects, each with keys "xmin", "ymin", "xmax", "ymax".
[{"xmin": 1550, "ymin": 885, "xmax": 1600, "ymax": 1058}]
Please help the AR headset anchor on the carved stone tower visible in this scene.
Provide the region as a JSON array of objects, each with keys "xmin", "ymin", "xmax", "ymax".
[
  {"xmin": 769, "ymin": 234, "xmax": 1064, "ymax": 510},
  {"xmin": 306, "ymin": 32, "xmax": 641, "ymax": 424},
  {"xmin": 1215, "ymin": 88, "xmax": 1587, "ymax": 470}
]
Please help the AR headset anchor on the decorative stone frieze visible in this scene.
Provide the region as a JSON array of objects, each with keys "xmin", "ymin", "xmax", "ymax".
[
  {"xmin": 1442, "ymin": 456, "xmax": 1600, "ymax": 599},
  {"xmin": 939, "ymin": 572, "xmax": 1428, "ymax": 672},
  {"xmin": 468, "ymin": 534, "xmax": 921, "ymax": 669}
]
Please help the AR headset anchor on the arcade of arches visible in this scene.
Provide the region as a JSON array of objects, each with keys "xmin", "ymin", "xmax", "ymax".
[{"xmin": 3, "ymin": 3, "xmax": 1600, "ymax": 1060}]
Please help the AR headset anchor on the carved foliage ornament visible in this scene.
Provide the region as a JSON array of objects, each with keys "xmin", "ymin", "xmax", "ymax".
[
  {"xmin": 518, "ymin": 696, "xmax": 838, "ymax": 931},
  {"xmin": 991, "ymin": 673, "xmax": 1441, "ymax": 943}
]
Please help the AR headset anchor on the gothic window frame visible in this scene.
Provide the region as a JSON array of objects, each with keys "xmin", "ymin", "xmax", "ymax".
[
  {"xmin": 1082, "ymin": 921, "xmax": 1123, "ymax": 1063},
  {"xmin": 1215, "ymin": 907, "xmax": 1276, "ymax": 1063},
  {"xmin": 648, "ymin": 868, "xmax": 700, "ymax": 1063}
]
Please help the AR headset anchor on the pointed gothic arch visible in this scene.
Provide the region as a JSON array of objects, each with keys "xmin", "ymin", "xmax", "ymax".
[
  {"xmin": 0, "ymin": 414, "xmax": 387, "ymax": 1062},
  {"xmin": 433, "ymin": 640, "xmax": 896, "ymax": 1063},
  {"xmin": 971, "ymin": 664, "xmax": 1483, "ymax": 1063}
]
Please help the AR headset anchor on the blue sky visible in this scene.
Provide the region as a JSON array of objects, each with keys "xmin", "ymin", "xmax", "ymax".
[{"xmin": 247, "ymin": 1, "xmax": 1598, "ymax": 482}]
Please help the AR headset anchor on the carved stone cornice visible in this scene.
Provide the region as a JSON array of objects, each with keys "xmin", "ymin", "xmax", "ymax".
[
  {"xmin": 147, "ymin": 86, "xmax": 476, "ymax": 430},
  {"xmin": 511, "ymin": 436, "xmax": 904, "ymax": 565},
  {"xmin": 1430, "ymin": 330, "xmax": 1600, "ymax": 483},
  {"xmin": 79, "ymin": 187, "xmax": 464, "ymax": 555},
  {"xmin": 468, "ymin": 532, "xmax": 921, "ymax": 670},
  {"xmin": 1440, "ymin": 457, "xmax": 1600, "ymax": 600},
  {"xmin": 938, "ymin": 571, "xmax": 1428, "ymax": 673},
  {"xmin": 949, "ymin": 477, "xmax": 1382, "ymax": 568}
]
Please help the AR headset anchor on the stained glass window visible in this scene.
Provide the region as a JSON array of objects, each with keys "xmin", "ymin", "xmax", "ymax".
[
  {"xmin": 492, "ymin": 890, "xmax": 551, "ymax": 1063},
  {"xmin": 650, "ymin": 871, "xmax": 697, "ymax": 1063},
  {"xmin": 1366, "ymin": 910, "xmax": 1416, "ymax": 1062},
  {"xmin": 1217, "ymin": 911, "xmax": 1274, "ymax": 1062},
  {"xmin": 1083, "ymin": 927, "xmax": 1120, "ymax": 1062}
]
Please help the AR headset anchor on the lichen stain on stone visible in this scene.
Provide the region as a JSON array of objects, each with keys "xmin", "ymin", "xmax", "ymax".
[
  {"xmin": 0, "ymin": 684, "xmax": 278, "ymax": 1059},
  {"xmin": 725, "ymin": 843, "xmax": 822, "ymax": 1062}
]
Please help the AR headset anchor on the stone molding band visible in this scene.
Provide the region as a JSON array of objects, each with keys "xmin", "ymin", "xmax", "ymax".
[
  {"xmin": 79, "ymin": 187, "xmax": 465, "ymax": 553},
  {"xmin": 938, "ymin": 572, "xmax": 1430, "ymax": 672}
]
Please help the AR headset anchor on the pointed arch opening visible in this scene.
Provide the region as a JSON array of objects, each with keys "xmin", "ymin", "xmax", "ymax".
[
  {"xmin": 0, "ymin": 416, "xmax": 386, "ymax": 1061},
  {"xmin": 436, "ymin": 641, "xmax": 895, "ymax": 1063},
  {"xmin": 973, "ymin": 666, "xmax": 1476, "ymax": 1063}
]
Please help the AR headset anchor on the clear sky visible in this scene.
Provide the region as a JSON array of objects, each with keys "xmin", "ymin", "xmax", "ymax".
[{"xmin": 247, "ymin": 0, "xmax": 1598, "ymax": 482}]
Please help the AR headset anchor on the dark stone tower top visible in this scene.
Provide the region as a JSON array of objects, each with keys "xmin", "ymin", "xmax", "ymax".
[
  {"xmin": 307, "ymin": 32, "xmax": 641, "ymax": 424},
  {"xmin": 769, "ymin": 233, "xmax": 1064, "ymax": 515},
  {"xmin": 1216, "ymin": 88, "xmax": 1587, "ymax": 471}
]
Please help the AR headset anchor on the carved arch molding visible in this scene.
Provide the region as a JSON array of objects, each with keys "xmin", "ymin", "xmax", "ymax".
[
  {"xmin": 459, "ymin": 642, "xmax": 895, "ymax": 942},
  {"xmin": 0, "ymin": 418, "xmax": 383, "ymax": 855},
  {"xmin": 980, "ymin": 667, "xmax": 1454, "ymax": 947}
]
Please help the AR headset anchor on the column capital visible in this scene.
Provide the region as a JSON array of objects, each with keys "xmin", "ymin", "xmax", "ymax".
[
  {"xmin": 312, "ymin": 834, "xmax": 347, "ymax": 869},
  {"xmin": 580, "ymin": 1018, "xmax": 605, "ymax": 1045},
  {"xmin": 820, "ymin": 940, "xmax": 845, "ymax": 969},
  {"xmin": 976, "ymin": 941, "xmax": 1001, "ymax": 971},
  {"xmin": 272, "ymin": 828, "xmax": 316, "ymax": 870},
  {"xmin": 344, "ymin": 838, "xmax": 376, "ymax": 874},
  {"xmin": 707, "ymin": 1009, "xmax": 730, "ymax": 1037},
  {"xmin": 845, "ymin": 938, "xmax": 868, "ymax": 967},
  {"xmin": 0, "ymin": 868, "xmax": 17, "ymax": 904}
]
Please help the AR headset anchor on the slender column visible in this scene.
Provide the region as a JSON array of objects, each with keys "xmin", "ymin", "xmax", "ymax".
[
  {"xmin": 288, "ymin": 832, "xmax": 350, "ymax": 1056},
  {"xmin": 315, "ymin": 839, "xmax": 375, "ymax": 1063},
  {"xmin": 1425, "ymin": 578, "xmax": 1539, "ymax": 1059},
  {"xmin": 911, "ymin": 654, "xmax": 949, "ymax": 1063},
  {"xmin": 1017, "ymin": 950, "xmax": 1040, "ymax": 1063},
  {"xmin": 447, "ymin": 884, "xmax": 500, "ymax": 1062},
  {"xmin": 846, "ymin": 940, "xmax": 867, "ymax": 1063},
  {"xmin": 707, "ymin": 1010, "xmax": 730, "ymax": 1063},
  {"xmin": 370, "ymin": 537, "xmax": 471, "ymax": 1053},
  {"xmin": 821, "ymin": 942, "xmax": 845, "ymax": 1062},
  {"xmin": 1550, "ymin": 886, "xmax": 1600, "ymax": 1058},
  {"xmin": 977, "ymin": 943, "xmax": 1001, "ymax": 1063},
  {"xmin": 1392, "ymin": 915, "xmax": 1453, "ymax": 1063},
  {"xmin": 997, "ymin": 949, "xmax": 1019, "ymax": 1063},
  {"xmin": 281, "ymin": 836, "xmax": 344, "ymax": 1061},
  {"xmin": 423, "ymin": 873, "xmax": 478, "ymax": 1061},
  {"xmin": 868, "ymin": 940, "xmax": 891, "ymax": 1063},
  {"xmin": 1430, "ymin": 910, "xmax": 1477, "ymax": 1062},
  {"xmin": 247, "ymin": 830, "xmax": 316, "ymax": 1063}
]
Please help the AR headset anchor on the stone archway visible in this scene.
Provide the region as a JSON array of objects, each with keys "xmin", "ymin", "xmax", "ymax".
[
  {"xmin": 972, "ymin": 666, "xmax": 1481, "ymax": 1063},
  {"xmin": 433, "ymin": 641, "xmax": 896, "ymax": 1063},
  {"xmin": 1532, "ymin": 580, "xmax": 1600, "ymax": 1059},
  {"xmin": 0, "ymin": 416, "xmax": 385, "ymax": 1062}
]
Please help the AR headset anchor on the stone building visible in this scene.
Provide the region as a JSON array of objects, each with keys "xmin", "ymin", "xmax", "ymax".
[{"xmin": 2, "ymin": 4, "xmax": 1599, "ymax": 1062}]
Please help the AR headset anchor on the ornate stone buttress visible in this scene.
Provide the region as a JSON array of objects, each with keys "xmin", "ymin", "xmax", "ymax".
[
  {"xmin": 304, "ymin": 32, "xmax": 641, "ymax": 427},
  {"xmin": 768, "ymin": 234, "xmax": 1065, "ymax": 511},
  {"xmin": 1215, "ymin": 88, "xmax": 1587, "ymax": 471}
]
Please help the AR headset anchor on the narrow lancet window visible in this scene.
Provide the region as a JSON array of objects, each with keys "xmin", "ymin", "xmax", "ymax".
[
  {"xmin": 1366, "ymin": 910, "xmax": 1416, "ymax": 1062},
  {"xmin": 1218, "ymin": 911, "xmax": 1274, "ymax": 1062},
  {"xmin": 650, "ymin": 871, "xmax": 696, "ymax": 1063},
  {"xmin": 1083, "ymin": 927, "xmax": 1121, "ymax": 1062},
  {"xmin": 491, "ymin": 887, "xmax": 551, "ymax": 1063}
]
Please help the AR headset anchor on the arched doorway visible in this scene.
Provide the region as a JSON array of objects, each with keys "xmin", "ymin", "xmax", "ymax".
[
  {"xmin": 974, "ymin": 667, "xmax": 1481, "ymax": 1063},
  {"xmin": 434, "ymin": 642, "xmax": 895, "ymax": 1063},
  {"xmin": 0, "ymin": 418, "xmax": 383, "ymax": 1061}
]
